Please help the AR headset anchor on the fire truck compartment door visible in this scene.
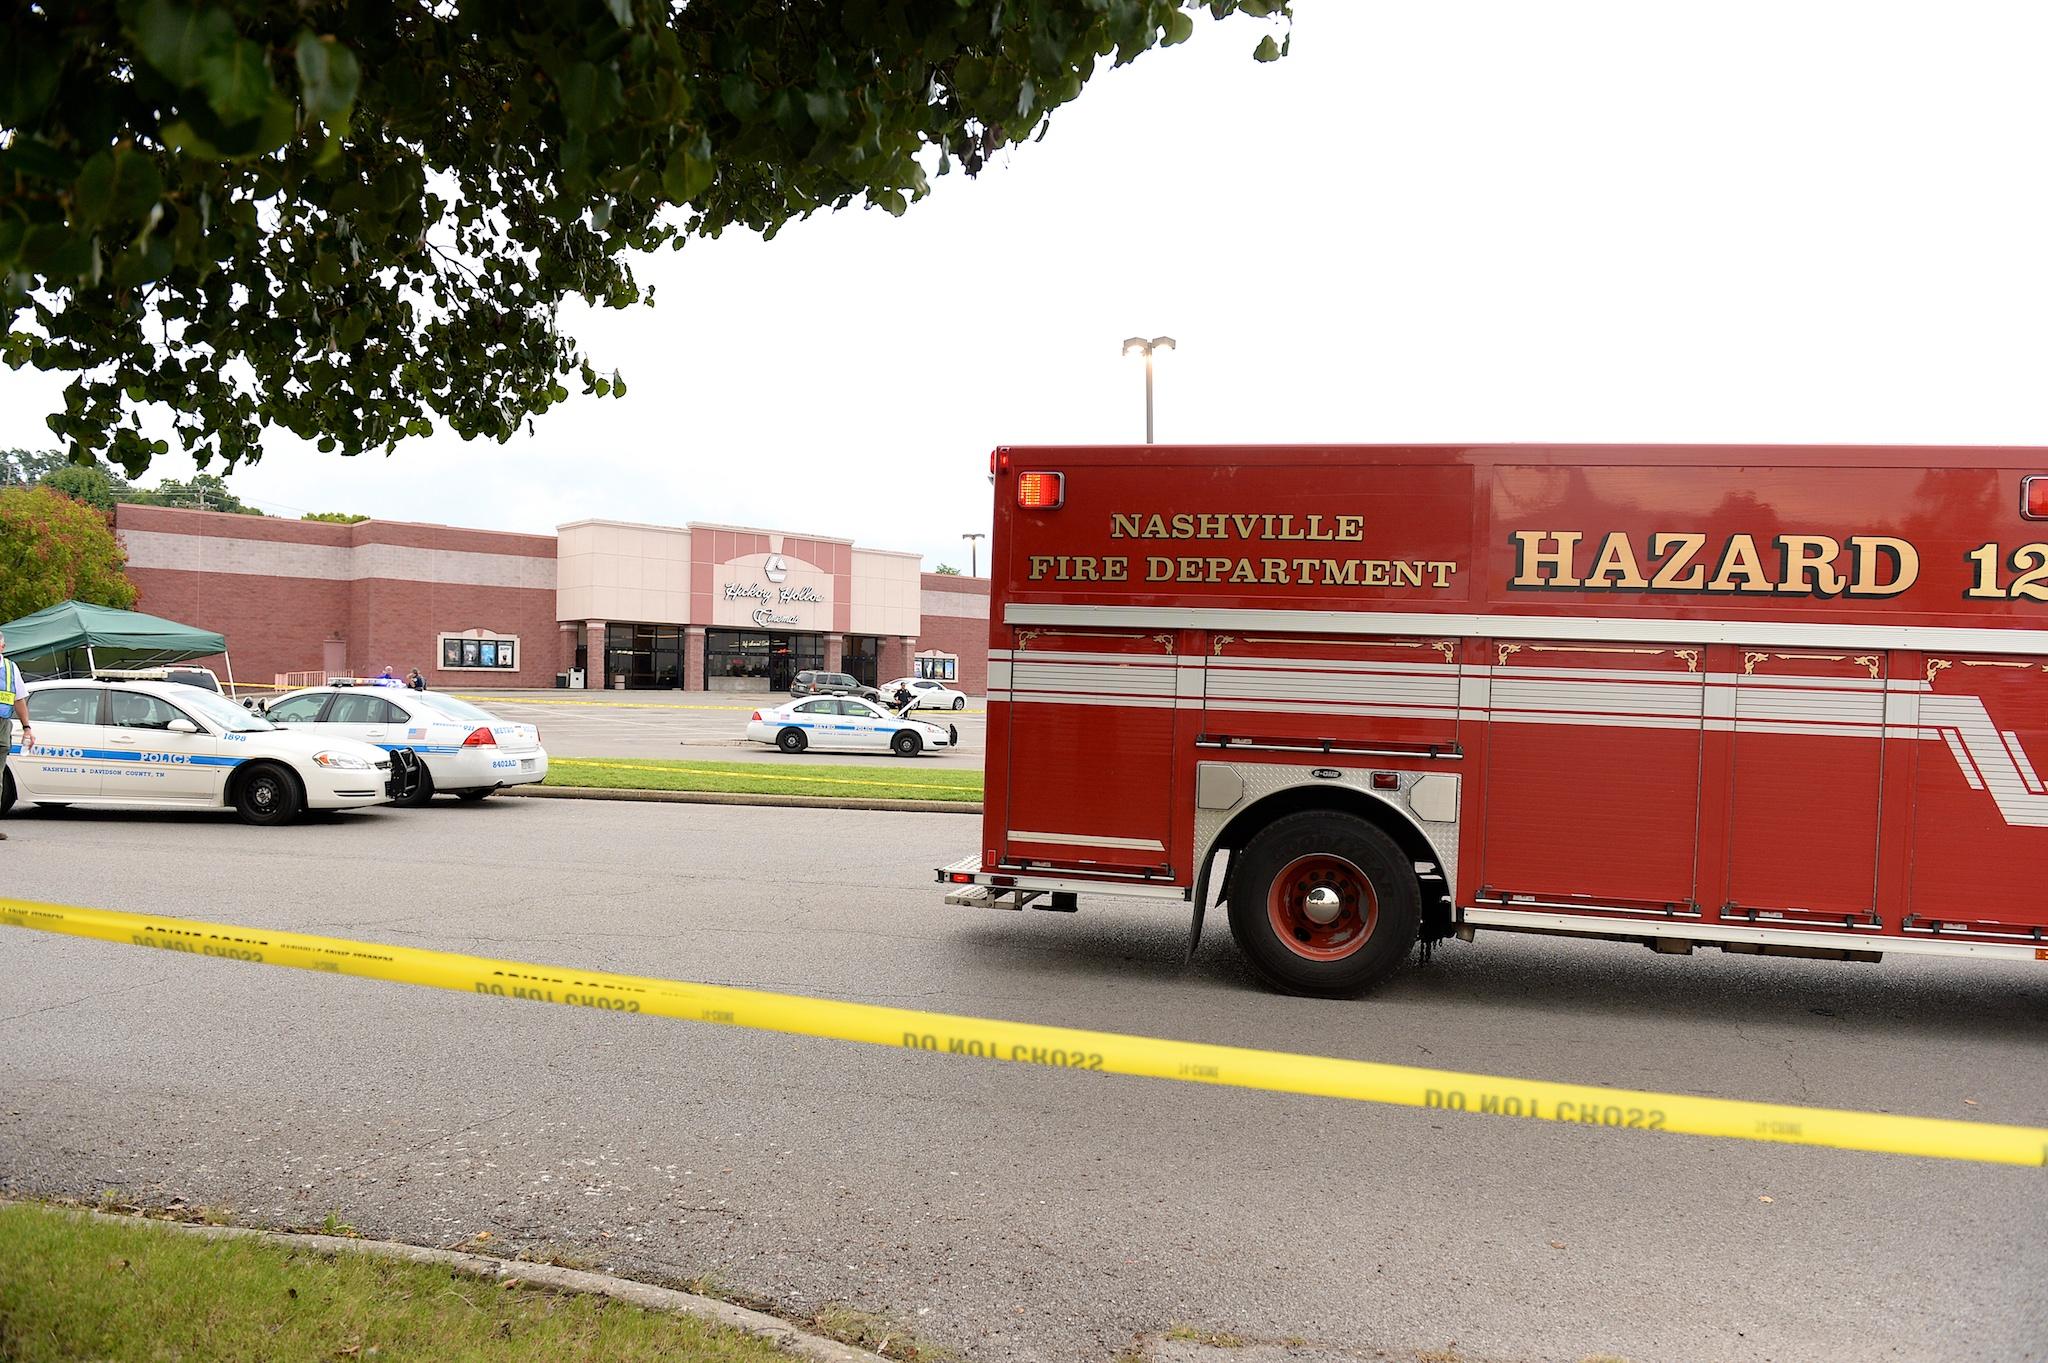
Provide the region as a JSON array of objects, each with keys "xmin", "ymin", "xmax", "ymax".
[
  {"xmin": 1481, "ymin": 641, "xmax": 1706, "ymax": 907},
  {"xmin": 1723, "ymin": 650, "xmax": 1888, "ymax": 920},
  {"xmin": 996, "ymin": 632, "xmax": 1185, "ymax": 872},
  {"xmin": 1907, "ymin": 652, "xmax": 2048, "ymax": 929}
]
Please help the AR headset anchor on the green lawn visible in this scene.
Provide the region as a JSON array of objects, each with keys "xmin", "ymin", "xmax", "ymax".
[
  {"xmin": 544, "ymin": 756, "xmax": 983, "ymax": 803},
  {"xmin": 0, "ymin": 1203, "xmax": 788, "ymax": 1363}
]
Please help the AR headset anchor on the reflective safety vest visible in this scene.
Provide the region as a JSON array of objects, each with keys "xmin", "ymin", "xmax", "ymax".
[{"xmin": 0, "ymin": 657, "xmax": 19, "ymax": 709}]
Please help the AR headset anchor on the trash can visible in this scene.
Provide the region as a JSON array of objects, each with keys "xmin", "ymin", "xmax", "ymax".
[{"xmin": 555, "ymin": 673, "xmax": 569, "ymax": 689}]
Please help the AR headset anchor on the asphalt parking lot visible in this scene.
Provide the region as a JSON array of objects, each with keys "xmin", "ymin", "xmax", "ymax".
[
  {"xmin": 3, "ymin": 798, "xmax": 2043, "ymax": 1362},
  {"xmin": 440, "ymin": 688, "xmax": 986, "ymax": 764}
]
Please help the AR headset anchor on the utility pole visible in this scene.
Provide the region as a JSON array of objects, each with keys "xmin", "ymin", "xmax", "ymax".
[
  {"xmin": 1120, "ymin": 336, "xmax": 1177, "ymax": 443},
  {"xmin": 962, "ymin": 532, "xmax": 985, "ymax": 577}
]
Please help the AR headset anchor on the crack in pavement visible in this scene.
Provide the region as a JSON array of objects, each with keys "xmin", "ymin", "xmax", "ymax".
[{"xmin": 0, "ymin": 974, "xmax": 175, "ymax": 1025}]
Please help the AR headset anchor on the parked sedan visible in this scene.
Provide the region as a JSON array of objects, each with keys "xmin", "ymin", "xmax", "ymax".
[
  {"xmin": 880, "ymin": 677, "xmax": 968, "ymax": 710},
  {"xmin": 745, "ymin": 696, "xmax": 956, "ymax": 757},
  {"xmin": 6, "ymin": 679, "xmax": 413, "ymax": 825},
  {"xmin": 263, "ymin": 684, "xmax": 548, "ymax": 804},
  {"xmin": 789, "ymin": 670, "xmax": 881, "ymax": 703}
]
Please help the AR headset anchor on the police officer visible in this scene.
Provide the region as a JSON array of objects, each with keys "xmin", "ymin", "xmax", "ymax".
[{"xmin": 0, "ymin": 628, "xmax": 33, "ymax": 841}]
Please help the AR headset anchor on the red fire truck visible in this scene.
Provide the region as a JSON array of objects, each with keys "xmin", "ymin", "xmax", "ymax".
[{"xmin": 937, "ymin": 444, "xmax": 2048, "ymax": 995}]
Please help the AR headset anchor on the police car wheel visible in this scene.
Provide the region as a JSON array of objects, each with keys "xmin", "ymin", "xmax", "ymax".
[
  {"xmin": 233, "ymin": 762, "xmax": 303, "ymax": 827},
  {"xmin": 394, "ymin": 764, "xmax": 436, "ymax": 807},
  {"xmin": 891, "ymin": 730, "xmax": 921, "ymax": 758},
  {"xmin": 777, "ymin": 727, "xmax": 807, "ymax": 754},
  {"xmin": 952, "ymin": 696, "xmax": 965, "ymax": 710},
  {"xmin": 1226, "ymin": 810, "xmax": 1420, "ymax": 998}
]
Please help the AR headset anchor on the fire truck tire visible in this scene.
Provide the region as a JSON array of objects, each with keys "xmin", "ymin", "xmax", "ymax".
[
  {"xmin": 1227, "ymin": 811, "xmax": 1421, "ymax": 997},
  {"xmin": 777, "ymin": 727, "xmax": 808, "ymax": 754},
  {"xmin": 891, "ymin": 730, "xmax": 922, "ymax": 758}
]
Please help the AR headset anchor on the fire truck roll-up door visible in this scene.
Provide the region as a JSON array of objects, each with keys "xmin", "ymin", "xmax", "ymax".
[
  {"xmin": 1479, "ymin": 641, "xmax": 1707, "ymax": 912},
  {"xmin": 1722, "ymin": 650, "xmax": 1889, "ymax": 927},
  {"xmin": 1909, "ymin": 653, "xmax": 2048, "ymax": 933},
  {"xmin": 994, "ymin": 630, "xmax": 1190, "ymax": 876}
]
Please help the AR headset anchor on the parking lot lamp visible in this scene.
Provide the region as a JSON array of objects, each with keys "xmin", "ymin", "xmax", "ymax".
[{"xmin": 1120, "ymin": 335, "xmax": 1176, "ymax": 444}]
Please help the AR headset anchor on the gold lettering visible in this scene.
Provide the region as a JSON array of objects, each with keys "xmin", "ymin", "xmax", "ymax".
[
  {"xmin": 1262, "ymin": 558, "xmax": 1289, "ymax": 583},
  {"xmin": 1509, "ymin": 531, "xmax": 1584, "ymax": 588},
  {"xmin": 1142, "ymin": 514, "xmax": 1168, "ymax": 538},
  {"xmin": 1392, "ymin": 561, "xmax": 1423, "ymax": 587},
  {"xmin": 1847, "ymin": 535, "xmax": 1917, "ymax": 596},
  {"xmin": 1028, "ymin": 555, "xmax": 1055, "ymax": 581},
  {"xmin": 1776, "ymin": 535, "xmax": 1844, "ymax": 595},
  {"xmin": 1584, "ymin": 532, "xmax": 1649, "ymax": 589},
  {"xmin": 1320, "ymin": 559, "xmax": 1361, "ymax": 586},
  {"xmin": 1648, "ymin": 532, "xmax": 1707, "ymax": 590},
  {"xmin": 1110, "ymin": 513, "xmax": 1143, "ymax": 539},
  {"xmin": 1146, "ymin": 556, "xmax": 1175, "ymax": 581},
  {"xmin": 1707, "ymin": 534, "xmax": 1774, "ymax": 592},
  {"xmin": 1361, "ymin": 560, "xmax": 1390, "ymax": 586},
  {"xmin": 1178, "ymin": 556, "xmax": 1206, "ymax": 582},
  {"xmin": 1336, "ymin": 515, "xmax": 1365, "ymax": 541},
  {"xmin": 1228, "ymin": 558, "xmax": 1258, "ymax": 584},
  {"xmin": 1427, "ymin": 561, "xmax": 1456, "ymax": 588},
  {"xmin": 1103, "ymin": 556, "xmax": 1130, "ymax": 582},
  {"xmin": 1197, "ymin": 513, "xmax": 1227, "ymax": 539},
  {"xmin": 1170, "ymin": 513, "xmax": 1196, "ymax": 539},
  {"xmin": 1231, "ymin": 514, "xmax": 1260, "ymax": 539}
]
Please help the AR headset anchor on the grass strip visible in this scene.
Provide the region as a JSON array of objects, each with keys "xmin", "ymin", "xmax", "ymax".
[
  {"xmin": 545, "ymin": 757, "xmax": 983, "ymax": 802},
  {"xmin": 0, "ymin": 1204, "xmax": 789, "ymax": 1363}
]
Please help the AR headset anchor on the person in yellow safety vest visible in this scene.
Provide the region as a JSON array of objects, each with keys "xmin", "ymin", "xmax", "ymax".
[{"xmin": 0, "ymin": 629, "xmax": 34, "ymax": 841}]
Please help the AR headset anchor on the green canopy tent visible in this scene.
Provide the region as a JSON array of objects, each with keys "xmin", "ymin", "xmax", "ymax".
[{"xmin": 0, "ymin": 599, "xmax": 234, "ymax": 689}]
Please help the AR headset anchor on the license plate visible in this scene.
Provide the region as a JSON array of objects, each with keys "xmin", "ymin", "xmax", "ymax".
[{"xmin": 520, "ymin": 758, "xmax": 536, "ymax": 771}]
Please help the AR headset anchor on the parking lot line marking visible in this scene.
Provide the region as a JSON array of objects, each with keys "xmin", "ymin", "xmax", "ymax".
[
  {"xmin": 547, "ymin": 758, "xmax": 978, "ymax": 794},
  {"xmin": 451, "ymin": 695, "xmax": 986, "ymax": 717},
  {"xmin": 4, "ymin": 898, "xmax": 2042, "ymax": 1168}
]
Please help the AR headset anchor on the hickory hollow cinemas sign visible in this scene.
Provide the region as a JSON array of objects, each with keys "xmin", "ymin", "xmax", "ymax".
[{"xmin": 714, "ymin": 552, "xmax": 833, "ymax": 630}]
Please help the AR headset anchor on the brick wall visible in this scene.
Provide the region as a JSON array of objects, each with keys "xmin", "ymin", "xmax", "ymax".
[
  {"xmin": 918, "ymin": 573, "xmax": 992, "ymax": 696},
  {"xmin": 114, "ymin": 505, "xmax": 561, "ymax": 689}
]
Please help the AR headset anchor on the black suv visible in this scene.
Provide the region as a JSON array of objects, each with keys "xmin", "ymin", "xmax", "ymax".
[{"xmin": 790, "ymin": 670, "xmax": 879, "ymax": 702}]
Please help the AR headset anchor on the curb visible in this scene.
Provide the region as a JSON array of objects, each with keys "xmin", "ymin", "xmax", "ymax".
[
  {"xmin": 508, "ymin": 784, "xmax": 981, "ymax": 815},
  {"xmin": 14, "ymin": 1202, "xmax": 887, "ymax": 1363}
]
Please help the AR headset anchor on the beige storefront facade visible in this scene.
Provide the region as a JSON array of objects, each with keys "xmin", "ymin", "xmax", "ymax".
[{"xmin": 555, "ymin": 520, "xmax": 924, "ymax": 690}]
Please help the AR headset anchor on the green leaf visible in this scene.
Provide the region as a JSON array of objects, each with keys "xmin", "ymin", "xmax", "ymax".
[
  {"xmin": 295, "ymin": 32, "xmax": 361, "ymax": 121},
  {"xmin": 72, "ymin": 149, "xmax": 165, "ymax": 230},
  {"xmin": 0, "ymin": 136, "xmax": 80, "ymax": 183},
  {"xmin": 662, "ymin": 138, "xmax": 713, "ymax": 202},
  {"xmin": 1253, "ymin": 34, "xmax": 1281, "ymax": 62},
  {"xmin": 130, "ymin": 0, "xmax": 236, "ymax": 89},
  {"xmin": 555, "ymin": 61, "xmax": 624, "ymax": 130},
  {"xmin": 199, "ymin": 37, "xmax": 275, "ymax": 124},
  {"xmin": 1164, "ymin": 10, "xmax": 1195, "ymax": 44}
]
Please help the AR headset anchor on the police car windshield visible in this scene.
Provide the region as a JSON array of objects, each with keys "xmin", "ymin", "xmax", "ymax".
[
  {"xmin": 178, "ymin": 687, "xmax": 274, "ymax": 732},
  {"xmin": 413, "ymin": 692, "xmax": 495, "ymax": 723}
]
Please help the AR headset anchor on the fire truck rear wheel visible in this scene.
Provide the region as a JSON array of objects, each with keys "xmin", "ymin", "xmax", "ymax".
[{"xmin": 1227, "ymin": 811, "xmax": 1421, "ymax": 997}]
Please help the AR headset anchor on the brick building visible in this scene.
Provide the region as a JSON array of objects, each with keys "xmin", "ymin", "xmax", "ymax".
[{"xmin": 111, "ymin": 504, "xmax": 991, "ymax": 695}]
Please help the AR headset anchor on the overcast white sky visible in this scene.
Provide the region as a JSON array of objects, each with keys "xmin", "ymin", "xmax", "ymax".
[{"xmin": 5, "ymin": 1, "xmax": 2047, "ymax": 573}]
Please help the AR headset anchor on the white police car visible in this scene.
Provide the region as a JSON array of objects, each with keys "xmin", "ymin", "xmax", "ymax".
[
  {"xmin": 5, "ymin": 678, "xmax": 415, "ymax": 825},
  {"xmin": 745, "ymin": 696, "xmax": 956, "ymax": 757},
  {"xmin": 262, "ymin": 682, "xmax": 548, "ymax": 804}
]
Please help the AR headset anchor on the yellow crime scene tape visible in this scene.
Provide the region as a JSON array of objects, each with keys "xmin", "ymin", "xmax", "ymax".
[
  {"xmin": 3, "ymin": 898, "xmax": 2041, "ymax": 1168},
  {"xmin": 546, "ymin": 758, "xmax": 979, "ymax": 795}
]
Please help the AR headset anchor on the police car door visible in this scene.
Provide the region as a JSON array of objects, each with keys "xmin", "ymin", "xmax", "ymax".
[
  {"xmin": 105, "ymin": 689, "xmax": 222, "ymax": 801},
  {"xmin": 324, "ymin": 691, "xmax": 405, "ymax": 752},
  {"xmin": 18, "ymin": 685, "xmax": 107, "ymax": 799},
  {"xmin": 838, "ymin": 697, "xmax": 890, "ymax": 750}
]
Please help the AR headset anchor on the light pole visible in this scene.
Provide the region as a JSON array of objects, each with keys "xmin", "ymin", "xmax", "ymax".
[
  {"xmin": 961, "ymin": 532, "xmax": 985, "ymax": 577},
  {"xmin": 1121, "ymin": 335, "xmax": 1176, "ymax": 444}
]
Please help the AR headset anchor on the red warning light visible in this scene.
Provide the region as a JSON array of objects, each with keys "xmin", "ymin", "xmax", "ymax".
[
  {"xmin": 1016, "ymin": 471, "xmax": 1065, "ymax": 510},
  {"xmin": 2025, "ymin": 476, "xmax": 2047, "ymax": 520}
]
